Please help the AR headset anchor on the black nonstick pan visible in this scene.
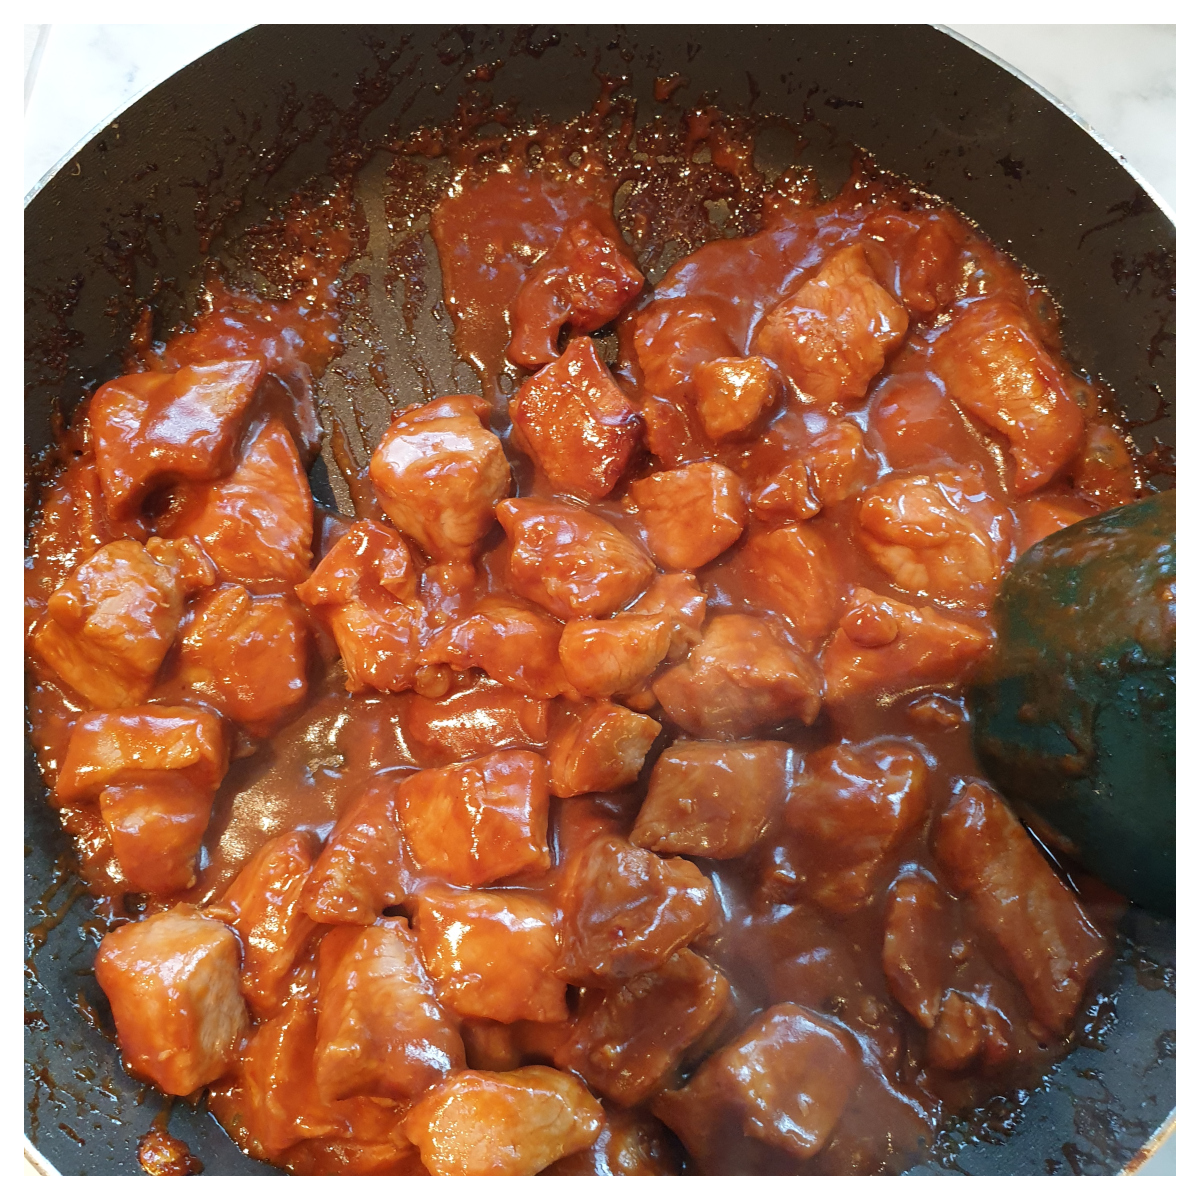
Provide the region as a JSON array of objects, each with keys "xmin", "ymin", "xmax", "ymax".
[{"xmin": 24, "ymin": 24, "xmax": 1175, "ymax": 1176}]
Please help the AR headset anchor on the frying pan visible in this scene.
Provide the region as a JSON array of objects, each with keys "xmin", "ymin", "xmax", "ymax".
[{"xmin": 24, "ymin": 24, "xmax": 1176, "ymax": 1176}]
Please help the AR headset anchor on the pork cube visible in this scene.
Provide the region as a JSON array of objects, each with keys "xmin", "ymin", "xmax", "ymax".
[
  {"xmin": 752, "ymin": 244, "xmax": 909, "ymax": 407},
  {"xmin": 543, "ymin": 1108, "xmax": 681, "ymax": 1175},
  {"xmin": 857, "ymin": 466, "xmax": 1012, "ymax": 608},
  {"xmin": 632, "ymin": 740, "xmax": 791, "ymax": 859},
  {"xmin": 866, "ymin": 370, "xmax": 985, "ymax": 472},
  {"xmin": 33, "ymin": 536, "xmax": 215, "ymax": 709},
  {"xmin": 90, "ymin": 359, "xmax": 264, "ymax": 518},
  {"xmin": 783, "ymin": 739, "xmax": 929, "ymax": 913},
  {"xmin": 214, "ymin": 831, "xmax": 318, "ymax": 1018},
  {"xmin": 404, "ymin": 1065, "xmax": 604, "ymax": 1175},
  {"xmin": 927, "ymin": 989, "xmax": 1014, "ymax": 1073},
  {"xmin": 734, "ymin": 523, "xmax": 844, "ymax": 643},
  {"xmin": 653, "ymin": 1003, "xmax": 856, "ymax": 1163},
  {"xmin": 315, "ymin": 919, "xmax": 465, "ymax": 1103},
  {"xmin": 555, "ymin": 948, "xmax": 732, "ymax": 1106},
  {"xmin": 693, "ymin": 355, "xmax": 780, "ymax": 441},
  {"xmin": 558, "ymin": 614, "xmax": 671, "ymax": 698},
  {"xmin": 626, "ymin": 572, "xmax": 707, "ymax": 660},
  {"xmin": 881, "ymin": 872, "xmax": 952, "ymax": 1030},
  {"xmin": 560, "ymin": 835, "xmax": 717, "ymax": 983},
  {"xmin": 295, "ymin": 519, "xmax": 423, "ymax": 694},
  {"xmin": 634, "ymin": 296, "xmax": 738, "ymax": 405},
  {"xmin": 932, "ymin": 298, "xmax": 1085, "ymax": 493},
  {"xmin": 510, "ymin": 338, "xmax": 640, "ymax": 498},
  {"xmin": 1013, "ymin": 495, "xmax": 1094, "ymax": 556},
  {"xmin": 420, "ymin": 601, "xmax": 569, "ymax": 699},
  {"xmin": 751, "ymin": 459, "xmax": 822, "ymax": 522},
  {"xmin": 166, "ymin": 417, "xmax": 313, "ymax": 590},
  {"xmin": 415, "ymin": 887, "xmax": 567, "ymax": 1023},
  {"xmin": 56, "ymin": 705, "xmax": 229, "ymax": 804},
  {"xmin": 459, "ymin": 1016, "xmax": 573, "ymax": 1073},
  {"xmin": 404, "ymin": 676, "xmax": 549, "ymax": 765},
  {"xmin": 99, "ymin": 777, "xmax": 215, "ymax": 894},
  {"xmin": 94, "ymin": 905, "xmax": 249, "ymax": 1095},
  {"xmin": 1070, "ymin": 421, "xmax": 1138, "ymax": 510},
  {"xmin": 628, "ymin": 462, "xmax": 748, "ymax": 570},
  {"xmin": 301, "ymin": 782, "xmax": 405, "ymax": 925},
  {"xmin": 178, "ymin": 585, "xmax": 310, "ymax": 735},
  {"xmin": 934, "ymin": 781, "xmax": 1106, "ymax": 1034},
  {"xmin": 399, "ymin": 750, "xmax": 551, "ymax": 887},
  {"xmin": 653, "ymin": 614, "xmax": 823, "ymax": 738},
  {"xmin": 509, "ymin": 216, "xmax": 644, "ymax": 368},
  {"xmin": 821, "ymin": 587, "xmax": 992, "ymax": 703},
  {"xmin": 548, "ymin": 702, "xmax": 661, "ymax": 798},
  {"xmin": 497, "ymin": 498, "xmax": 655, "ymax": 620},
  {"xmin": 368, "ymin": 395, "xmax": 510, "ymax": 560}
]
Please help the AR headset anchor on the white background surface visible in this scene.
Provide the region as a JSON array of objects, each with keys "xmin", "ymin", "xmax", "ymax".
[{"xmin": 22, "ymin": 21, "xmax": 1176, "ymax": 1178}]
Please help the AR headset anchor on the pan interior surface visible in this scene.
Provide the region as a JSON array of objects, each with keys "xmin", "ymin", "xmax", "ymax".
[{"xmin": 24, "ymin": 24, "xmax": 1174, "ymax": 1177}]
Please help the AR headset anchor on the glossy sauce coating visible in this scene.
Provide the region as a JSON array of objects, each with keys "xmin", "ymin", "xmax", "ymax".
[{"xmin": 24, "ymin": 108, "xmax": 1144, "ymax": 1176}]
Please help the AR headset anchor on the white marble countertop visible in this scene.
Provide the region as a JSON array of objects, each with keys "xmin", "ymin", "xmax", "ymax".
[{"xmin": 22, "ymin": 22, "xmax": 1175, "ymax": 1179}]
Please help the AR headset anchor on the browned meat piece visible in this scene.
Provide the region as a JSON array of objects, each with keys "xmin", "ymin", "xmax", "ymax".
[
  {"xmin": 213, "ymin": 831, "xmax": 318, "ymax": 1018},
  {"xmin": 653, "ymin": 1003, "xmax": 857, "ymax": 1164},
  {"xmin": 178, "ymin": 586, "xmax": 310, "ymax": 735},
  {"xmin": 627, "ymin": 462, "xmax": 748, "ymax": 570},
  {"xmin": 926, "ymin": 989, "xmax": 1014, "ymax": 1072},
  {"xmin": 399, "ymin": 750, "xmax": 551, "ymax": 887},
  {"xmin": 368, "ymin": 395, "xmax": 510, "ymax": 560},
  {"xmin": 510, "ymin": 338, "xmax": 641, "ymax": 498},
  {"xmin": 1070, "ymin": 420, "xmax": 1138, "ymax": 510},
  {"xmin": 881, "ymin": 871, "xmax": 952, "ymax": 1029},
  {"xmin": 415, "ymin": 886, "xmax": 567, "ymax": 1023},
  {"xmin": 508, "ymin": 216, "xmax": 644, "ymax": 369},
  {"xmin": 632, "ymin": 739, "xmax": 791, "ymax": 858},
  {"xmin": 653, "ymin": 614, "xmax": 823, "ymax": 737},
  {"xmin": 90, "ymin": 359, "xmax": 264, "ymax": 518},
  {"xmin": 783, "ymin": 739, "xmax": 929, "ymax": 913},
  {"xmin": 625, "ymin": 572, "xmax": 707, "ymax": 660},
  {"xmin": 547, "ymin": 701, "xmax": 661, "ymax": 798},
  {"xmin": 542, "ymin": 1107, "xmax": 682, "ymax": 1175},
  {"xmin": 404, "ymin": 1065, "xmax": 604, "ymax": 1175},
  {"xmin": 314, "ymin": 918, "xmax": 464, "ymax": 1103},
  {"xmin": 693, "ymin": 355, "xmax": 780, "ymax": 441},
  {"xmin": 934, "ymin": 781, "xmax": 1107, "ymax": 1034},
  {"xmin": 560, "ymin": 835, "xmax": 717, "ymax": 983},
  {"xmin": 404, "ymin": 676, "xmax": 549, "ymax": 765},
  {"xmin": 497, "ymin": 498, "xmax": 655, "ymax": 620},
  {"xmin": 558, "ymin": 614, "xmax": 671, "ymax": 699},
  {"xmin": 94, "ymin": 905, "xmax": 249, "ymax": 1095},
  {"xmin": 554, "ymin": 948, "xmax": 732, "ymax": 1106},
  {"xmin": 32, "ymin": 536, "xmax": 214, "ymax": 709}
]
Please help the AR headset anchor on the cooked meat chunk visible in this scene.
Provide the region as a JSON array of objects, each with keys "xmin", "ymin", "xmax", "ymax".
[
  {"xmin": 404, "ymin": 1065, "xmax": 604, "ymax": 1176},
  {"xmin": 932, "ymin": 298, "xmax": 1085, "ymax": 494},
  {"xmin": 626, "ymin": 572, "xmax": 707, "ymax": 660},
  {"xmin": 753, "ymin": 244, "xmax": 909, "ymax": 407},
  {"xmin": 633, "ymin": 739, "xmax": 791, "ymax": 859},
  {"xmin": 629, "ymin": 462, "xmax": 747, "ymax": 571},
  {"xmin": 510, "ymin": 338, "xmax": 640, "ymax": 499},
  {"xmin": 404, "ymin": 676, "xmax": 549, "ymax": 764},
  {"xmin": 856, "ymin": 467, "xmax": 1012, "ymax": 607},
  {"xmin": 653, "ymin": 1003, "xmax": 857, "ymax": 1163},
  {"xmin": 509, "ymin": 217, "xmax": 644, "ymax": 368},
  {"xmin": 734, "ymin": 523, "xmax": 844, "ymax": 642},
  {"xmin": 694, "ymin": 355, "xmax": 780, "ymax": 441},
  {"xmin": 399, "ymin": 750, "xmax": 551, "ymax": 886},
  {"xmin": 368, "ymin": 395, "xmax": 510, "ymax": 560},
  {"xmin": 1013, "ymin": 494, "xmax": 1094, "ymax": 555},
  {"xmin": 821, "ymin": 587, "xmax": 992, "ymax": 703},
  {"xmin": 166, "ymin": 417, "xmax": 313, "ymax": 590},
  {"xmin": 548, "ymin": 702, "xmax": 661, "ymax": 798},
  {"xmin": 33, "ymin": 536, "xmax": 214, "ymax": 709},
  {"xmin": 867, "ymin": 370, "xmax": 985, "ymax": 472},
  {"xmin": 934, "ymin": 781, "xmax": 1106, "ymax": 1034},
  {"xmin": 295, "ymin": 519, "xmax": 423, "ymax": 694},
  {"xmin": 926, "ymin": 988, "xmax": 1014, "ymax": 1073},
  {"xmin": 421, "ymin": 601, "xmax": 569, "ymax": 699},
  {"xmin": 179, "ymin": 586, "xmax": 310, "ymax": 735},
  {"xmin": 783, "ymin": 739, "xmax": 930, "ymax": 913},
  {"xmin": 314, "ymin": 918, "xmax": 464, "ymax": 1103},
  {"xmin": 560, "ymin": 835, "xmax": 717, "ymax": 983},
  {"xmin": 90, "ymin": 359, "xmax": 264, "ymax": 518},
  {"xmin": 635, "ymin": 297, "xmax": 738, "ymax": 406},
  {"xmin": 555, "ymin": 948, "xmax": 732, "ymax": 1106},
  {"xmin": 543, "ymin": 1107, "xmax": 682, "ymax": 1175},
  {"xmin": 753, "ymin": 420, "xmax": 875, "ymax": 522},
  {"xmin": 1070, "ymin": 421, "xmax": 1137, "ymax": 510},
  {"xmin": 214, "ymin": 831, "xmax": 318, "ymax": 1018},
  {"xmin": 653, "ymin": 614, "xmax": 823, "ymax": 737},
  {"xmin": 415, "ymin": 887, "xmax": 567, "ymax": 1023},
  {"xmin": 881, "ymin": 872, "xmax": 953, "ymax": 1030},
  {"xmin": 94, "ymin": 905, "xmax": 249, "ymax": 1095},
  {"xmin": 497, "ymin": 498, "xmax": 655, "ymax": 620},
  {"xmin": 558, "ymin": 614, "xmax": 671, "ymax": 698}
]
